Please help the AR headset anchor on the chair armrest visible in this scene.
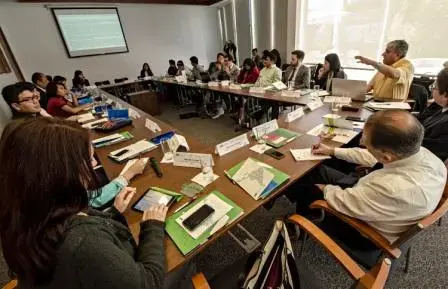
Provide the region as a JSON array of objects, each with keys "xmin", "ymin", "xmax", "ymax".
[
  {"xmin": 310, "ymin": 200, "xmax": 402, "ymax": 259},
  {"xmin": 288, "ymin": 214, "xmax": 365, "ymax": 281},
  {"xmin": 191, "ymin": 273, "xmax": 211, "ymax": 289},
  {"xmin": 2, "ymin": 280, "xmax": 17, "ymax": 289},
  {"xmin": 357, "ymin": 258, "xmax": 391, "ymax": 289}
]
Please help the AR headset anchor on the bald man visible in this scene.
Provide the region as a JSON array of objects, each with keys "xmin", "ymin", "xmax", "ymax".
[{"xmin": 288, "ymin": 110, "xmax": 446, "ymax": 246}]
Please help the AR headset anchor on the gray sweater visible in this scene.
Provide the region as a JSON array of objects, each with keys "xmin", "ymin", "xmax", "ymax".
[{"xmin": 19, "ymin": 208, "xmax": 165, "ymax": 289}]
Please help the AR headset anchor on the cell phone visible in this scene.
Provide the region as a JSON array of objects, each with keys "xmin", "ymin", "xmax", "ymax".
[
  {"xmin": 113, "ymin": 149, "xmax": 129, "ymax": 157},
  {"xmin": 345, "ymin": 116, "xmax": 364, "ymax": 122},
  {"xmin": 341, "ymin": 105, "xmax": 360, "ymax": 112},
  {"xmin": 182, "ymin": 204, "xmax": 215, "ymax": 231},
  {"xmin": 132, "ymin": 189, "xmax": 176, "ymax": 213},
  {"xmin": 264, "ymin": 148, "xmax": 285, "ymax": 160}
]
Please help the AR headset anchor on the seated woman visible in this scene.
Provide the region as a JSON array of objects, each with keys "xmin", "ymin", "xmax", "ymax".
[
  {"xmin": 237, "ymin": 58, "xmax": 260, "ymax": 84},
  {"xmin": 72, "ymin": 70, "xmax": 90, "ymax": 90},
  {"xmin": 140, "ymin": 62, "xmax": 154, "ymax": 78},
  {"xmin": 313, "ymin": 53, "xmax": 346, "ymax": 92},
  {"xmin": 176, "ymin": 60, "xmax": 188, "ymax": 76},
  {"xmin": 0, "ymin": 117, "xmax": 170, "ymax": 288},
  {"xmin": 90, "ymin": 157, "xmax": 146, "ymax": 209},
  {"xmin": 46, "ymin": 82, "xmax": 92, "ymax": 117}
]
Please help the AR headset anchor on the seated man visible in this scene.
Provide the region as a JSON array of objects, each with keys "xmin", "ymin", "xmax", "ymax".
[
  {"xmin": 2, "ymin": 82, "xmax": 51, "ymax": 120},
  {"xmin": 282, "ymin": 50, "xmax": 310, "ymax": 89},
  {"xmin": 208, "ymin": 52, "xmax": 225, "ymax": 75},
  {"xmin": 288, "ymin": 109, "xmax": 446, "ymax": 245},
  {"xmin": 188, "ymin": 56, "xmax": 204, "ymax": 81},
  {"xmin": 223, "ymin": 54, "xmax": 240, "ymax": 81},
  {"xmin": 417, "ymin": 67, "xmax": 448, "ymax": 161},
  {"xmin": 356, "ymin": 40, "xmax": 414, "ymax": 101},
  {"xmin": 31, "ymin": 72, "xmax": 49, "ymax": 109}
]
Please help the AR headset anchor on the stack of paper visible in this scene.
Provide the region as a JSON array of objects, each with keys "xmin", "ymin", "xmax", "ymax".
[
  {"xmin": 165, "ymin": 191, "xmax": 244, "ymax": 255},
  {"xmin": 92, "ymin": 132, "xmax": 134, "ymax": 148},
  {"xmin": 364, "ymin": 102, "xmax": 411, "ymax": 111},
  {"xmin": 109, "ymin": 139, "xmax": 157, "ymax": 162},
  {"xmin": 290, "ymin": 149, "xmax": 331, "ymax": 161}
]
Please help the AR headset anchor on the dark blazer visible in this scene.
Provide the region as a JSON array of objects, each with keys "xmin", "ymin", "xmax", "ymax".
[
  {"xmin": 282, "ymin": 65, "xmax": 310, "ymax": 89},
  {"xmin": 35, "ymin": 86, "xmax": 48, "ymax": 109},
  {"xmin": 418, "ymin": 102, "xmax": 448, "ymax": 161},
  {"xmin": 313, "ymin": 69, "xmax": 346, "ymax": 92}
]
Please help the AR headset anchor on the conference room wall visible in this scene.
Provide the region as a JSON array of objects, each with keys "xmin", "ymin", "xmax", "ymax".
[{"xmin": 0, "ymin": 2, "xmax": 220, "ymax": 86}]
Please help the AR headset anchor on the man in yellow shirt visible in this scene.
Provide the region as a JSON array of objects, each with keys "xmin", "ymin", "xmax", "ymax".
[{"xmin": 355, "ymin": 40, "xmax": 414, "ymax": 101}]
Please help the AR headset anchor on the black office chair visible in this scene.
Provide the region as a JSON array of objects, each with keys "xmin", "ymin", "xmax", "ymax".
[
  {"xmin": 409, "ymin": 83, "xmax": 429, "ymax": 114},
  {"xmin": 102, "ymin": 80, "xmax": 111, "ymax": 85},
  {"xmin": 94, "ymin": 81, "xmax": 103, "ymax": 86}
]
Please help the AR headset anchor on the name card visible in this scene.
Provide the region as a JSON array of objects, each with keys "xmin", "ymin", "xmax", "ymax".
[
  {"xmin": 208, "ymin": 81, "xmax": 219, "ymax": 87},
  {"xmin": 215, "ymin": 134, "xmax": 250, "ymax": 156},
  {"xmin": 323, "ymin": 96, "xmax": 351, "ymax": 104},
  {"xmin": 229, "ymin": 84, "xmax": 242, "ymax": 90},
  {"xmin": 173, "ymin": 153, "xmax": 214, "ymax": 168},
  {"xmin": 220, "ymin": 80, "xmax": 230, "ymax": 87},
  {"xmin": 252, "ymin": 119, "xmax": 279, "ymax": 138},
  {"xmin": 168, "ymin": 134, "xmax": 190, "ymax": 152},
  {"xmin": 307, "ymin": 99, "xmax": 324, "ymax": 111},
  {"xmin": 285, "ymin": 107, "xmax": 304, "ymax": 123},
  {"xmin": 249, "ymin": 86, "xmax": 266, "ymax": 94},
  {"xmin": 272, "ymin": 81, "xmax": 287, "ymax": 90},
  {"xmin": 281, "ymin": 90, "xmax": 301, "ymax": 98},
  {"xmin": 145, "ymin": 118, "xmax": 162, "ymax": 132}
]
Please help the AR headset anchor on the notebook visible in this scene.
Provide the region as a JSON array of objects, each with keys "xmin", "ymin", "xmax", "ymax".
[{"xmin": 262, "ymin": 128, "xmax": 301, "ymax": 148}]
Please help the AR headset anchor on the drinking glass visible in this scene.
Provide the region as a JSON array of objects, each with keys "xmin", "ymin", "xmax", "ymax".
[
  {"xmin": 201, "ymin": 156, "xmax": 214, "ymax": 182},
  {"xmin": 160, "ymin": 140, "xmax": 173, "ymax": 161},
  {"xmin": 312, "ymin": 85, "xmax": 320, "ymax": 99},
  {"xmin": 331, "ymin": 99, "xmax": 340, "ymax": 113}
]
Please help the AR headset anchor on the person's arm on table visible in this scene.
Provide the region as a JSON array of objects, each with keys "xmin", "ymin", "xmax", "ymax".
[
  {"xmin": 312, "ymin": 143, "xmax": 377, "ymax": 167},
  {"xmin": 61, "ymin": 103, "xmax": 92, "ymax": 115}
]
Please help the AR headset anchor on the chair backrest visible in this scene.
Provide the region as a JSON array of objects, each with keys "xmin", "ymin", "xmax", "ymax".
[
  {"xmin": 94, "ymin": 81, "xmax": 102, "ymax": 86},
  {"xmin": 393, "ymin": 163, "xmax": 448, "ymax": 248},
  {"xmin": 102, "ymin": 80, "xmax": 110, "ymax": 85},
  {"xmin": 409, "ymin": 83, "xmax": 429, "ymax": 113}
]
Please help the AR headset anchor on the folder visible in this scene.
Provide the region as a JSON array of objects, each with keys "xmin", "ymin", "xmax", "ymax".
[
  {"xmin": 165, "ymin": 191, "xmax": 243, "ymax": 255},
  {"xmin": 225, "ymin": 158, "xmax": 290, "ymax": 199},
  {"xmin": 92, "ymin": 131, "xmax": 134, "ymax": 148},
  {"xmin": 262, "ymin": 128, "xmax": 301, "ymax": 148}
]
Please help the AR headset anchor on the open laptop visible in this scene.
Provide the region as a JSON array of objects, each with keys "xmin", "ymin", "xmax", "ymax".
[{"xmin": 332, "ymin": 79, "xmax": 374, "ymax": 102}]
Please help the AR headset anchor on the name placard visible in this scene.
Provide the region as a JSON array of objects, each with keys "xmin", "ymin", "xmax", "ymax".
[
  {"xmin": 220, "ymin": 80, "xmax": 230, "ymax": 87},
  {"xmin": 173, "ymin": 153, "xmax": 214, "ymax": 168},
  {"xmin": 285, "ymin": 107, "xmax": 304, "ymax": 123},
  {"xmin": 208, "ymin": 81, "xmax": 219, "ymax": 87},
  {"xmin": 215, "ymin": 134, "xmax": 250, "ymax": 156},
  {"xmin": 252, "ymin": 119, "xmax": 279, "ymax": 138},
  {"xmin": 281, "ymin": 90, "xmax": 301, "ymax": 98},
  {"xmin": 249, "ymin": 87, "xmax": 266, "ymax": 94},
  {"xmin": 145, "ymin": 118, "xmax": 162, "ymax": 132},
  {"xmin": 229, "ymin": 84, "xmax": 242, "ymax": 90},
  {"xmin": 307, "ymin": 99, "xmax": 324, "ymax": 111}
]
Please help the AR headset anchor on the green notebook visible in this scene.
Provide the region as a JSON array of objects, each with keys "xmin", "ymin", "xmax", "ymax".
[
  {"xmin": 225, "ymin": 158, "xmax": 290, "ymax": 199},
  {"xmin": 92, "ymin": 131, "xmax": 134, "ymax": 148},
  {"xmin": 262, "ymin": 128, "xmax": 301, "ymax": 148},
  {"xmin": 165, "ymin": 191, "xmax": 244, "ymax": 256}
]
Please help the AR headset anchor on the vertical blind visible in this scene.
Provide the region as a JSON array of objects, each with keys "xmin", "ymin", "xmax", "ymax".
[{"xmin": 297, "ymin": 0, "xmax": 448, "ymax": 75}]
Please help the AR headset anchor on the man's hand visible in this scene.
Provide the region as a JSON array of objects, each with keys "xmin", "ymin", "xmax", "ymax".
[
  {"xmin": 355, "ymin": 56, "xmax": 376, "ymax": 66},
  {"xmin": 312, "ymin": 143, "xmax": 335, "ymax": 156},
  {"xmin": 142, "ymin": 205, "xmax": 169, "ymax": 223},
  {"xmin": 114, "ymin": 187, "xmax": 136, "ymax": 213}
]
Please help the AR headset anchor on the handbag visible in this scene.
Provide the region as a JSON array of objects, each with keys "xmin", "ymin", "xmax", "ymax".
[{"xmin": 242, "ymin": 220, "xmax": 301, "ymax": 289}]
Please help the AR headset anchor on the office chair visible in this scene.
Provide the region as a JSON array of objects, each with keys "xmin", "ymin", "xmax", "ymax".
[
  {"xmin": 192, "ymin": 215, "xmax": 391, "ymax": 289},
  {"xmin": 309, "ymin": 162, "xmax": 448, "ymax": 273}
]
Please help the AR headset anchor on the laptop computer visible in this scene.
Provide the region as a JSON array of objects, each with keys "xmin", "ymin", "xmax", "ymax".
[
  {"xmin": 332, "ymin": 79, "xmax": 374, "ymax": 102},
  {"xmin": 199, "ymin": 72, "xmax": 211, "ymax": 83}
]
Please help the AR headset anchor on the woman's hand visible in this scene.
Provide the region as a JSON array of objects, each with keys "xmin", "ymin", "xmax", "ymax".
[
  {"xmin": 142, "ymin": 205, "xmax": 168, "ymax": 223},
  {"xmin": 113, "ymin": 187, "xmax": 136, "ymax": 213},
  {"xmin": 122, "ymin": 159, "xmax": 146, "ymax": 182}
]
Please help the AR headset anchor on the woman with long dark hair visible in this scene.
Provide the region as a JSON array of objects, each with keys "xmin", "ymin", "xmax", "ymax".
[
  {"xmin": 72, "ymin": 70, "xmax": 90, "ymax": 90},
  {"xmin": 313, "ymin": 53, "xmax": 347, "ymax": 91},
  {"xmin": 0, "ymin": 118, "xmax": 168, "ymax": 288},
  {"xmin": 46, "ymin": 82, "xmax": 92, "ymax": 117},
  {"xmin": 140, "ymin": 62, "xmax": 154, "ymax": 78}
]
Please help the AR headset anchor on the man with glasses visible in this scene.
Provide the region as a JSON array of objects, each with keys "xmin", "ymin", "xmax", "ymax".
[
  {"xmin": 417, "ymin": 67, "xmax": 448, "ymax": 160},
  {"xmin": 355, "ymin": 40, "xmax": 414, "ymax": 101},
  {"xmin": 2, "ymin": 82, "xmax": 51, "ymax": 120}
]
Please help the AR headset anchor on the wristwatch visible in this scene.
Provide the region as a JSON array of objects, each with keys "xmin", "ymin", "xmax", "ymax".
[{"xmin": 373, "ymin": 62, "xmax": 381, "ymax": 69}]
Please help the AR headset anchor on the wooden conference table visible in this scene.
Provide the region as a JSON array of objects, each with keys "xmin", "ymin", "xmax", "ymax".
[{"xmin": 92, "ymin": 84, "xmax": 371, "ymax": 273}]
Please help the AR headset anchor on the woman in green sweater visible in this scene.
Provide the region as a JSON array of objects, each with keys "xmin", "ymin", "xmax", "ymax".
[{"xmin": 0, "ymin": 118, "xmax": 171, "ymax": 289}]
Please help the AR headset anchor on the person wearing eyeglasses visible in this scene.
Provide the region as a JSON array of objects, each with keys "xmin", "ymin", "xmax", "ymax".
[
  {"xmin": 1, "ymin": 82, "xmax": 51, "ymax": 120},
  {"xmin": 417, "ymin": 67, "xmax": 448, "ymax": 161},
  {"xmin": 46, "ymin": 82, "xmax": 92, "ymax": 117}
]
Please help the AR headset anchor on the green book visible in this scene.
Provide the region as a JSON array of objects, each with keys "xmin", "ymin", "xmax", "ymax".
[
  {"xmin": 225, "ymin": 157, "xmax": 290, "ymax": 199},
  {"xmin": 165, "ymin": 191, "xmax": 243, "ymax": 256},
  {"xmin": 262, "ymin": 128, "xmax": 301, "ymax": 148}
]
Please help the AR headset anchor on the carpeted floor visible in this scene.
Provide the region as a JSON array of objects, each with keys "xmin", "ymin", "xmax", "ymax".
[{"xmin": 0, "ymin": 104, "xmax": 446, "ymax": 288}]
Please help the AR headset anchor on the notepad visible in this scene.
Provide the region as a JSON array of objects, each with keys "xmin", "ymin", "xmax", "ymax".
[
  {"xmin": 290, "ymin": 149, "xmax": 331, "ymax": 161},
  {"xmin": 262, "ymin": 128, "xmax": 300, "ymax": 148},
  {"xmin": 92, "ymin": 132, "xmax": 134, "ymax": 148},
  {"xmin": 231, "ymin": 158, "xmax": 275, "ymax": 200},
  {"xmin": 109, "ymin": 140, "xmax": 157, "ymax": 162}
]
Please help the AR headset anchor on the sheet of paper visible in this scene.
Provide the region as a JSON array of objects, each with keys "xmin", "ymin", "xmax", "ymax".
[
  {"xmin": 365, "ymin": 102, "xmax": 411, "ymax": 110},
  {"xmin": 173, "ymin": 153, "xmax": 214, "ymax": 168},
  {"xmin": 272, "ymin": 81, "xmax": 287, "ymax": 90},
  {"xmin": 208, "ymin": 81, "xmax": 219, "ymax": 87},
  {"xmin": 249, "ymin": 143, "xmax": 272, "ymax": 154},
  {"xmin": 215, "ymin": 134, "xmax": 250, "ymax": 156},
  {"xmin": 323, "ymin": 96, "xmax": 352, "ymax": 104},
  {"xmin": 145, "ymin": 118, "xmax": 162, "ymax": 132},
  {"xmin": 119, "ymin": 158, "xmax": 149, "ymax": 175},
  {"xmin": 220, "ymin": 80, "xmax": 230, "ymax": 87},
  {"xmin": 209, "ymin": 215, "xmax": 230, "ymax": 235},
  {"xmin": 176, "ymin": 194, "xmax": 232, "ymax": 239},
  {"xmin": 191, "ymin": 172, "xmax": 219, "ymax": 187},
  {"xmin": 252, "ymin": 119, "xmax": 279, "ymax": 139},
  {"xmin": 249, "ymin": 86, "xmax": 266, "ymax": 94},
  {"xmin": 322, "ymin": 114, "xmax": 341, "ymax": 119},
  {"xmin": 272, "ymin": 136, "xmax": 286, "ymax": 144},
  {"xmin": 307, "ymin": 124, "xmax": 324, "ymax": 136},
  {"xmin": 77, "ymin": 113, "xmax": 95, "ymax": 123},
  {"xmin": 232, "ymin": 158, "xmax": 274, "ymax": 200},
  {"xmin": 281, "ymin": 90, "xmax": 301, "ymax": 98},
  {"xmin": 331, "ymin": 130, "xmax": 358, "ymax": 144},
  {"xmin": 353, "ymin": 121, "xmax": 365, "ymax": 130},
  {"xmin": 110, "ymin": 140, "xmax": 157, "ymax": 162},
  {"xmin": 285, "ymin": 107, "xmax": 304, "ymax": 123},
  {"xmin": 229, "ymin": 84, "xmax": 242, "ymax": 90},
  {"xmin": 290, "ymin": 149, "xmax": 331, "ymax": 161},
  {"xmin": 92, "ymin": 133, "xmax": 124, "ymax": 144}
]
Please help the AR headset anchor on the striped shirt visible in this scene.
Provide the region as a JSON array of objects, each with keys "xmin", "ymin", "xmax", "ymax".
[{"xmin": 369, "ymin": 58, "xmax": 414, "ymax": 101}]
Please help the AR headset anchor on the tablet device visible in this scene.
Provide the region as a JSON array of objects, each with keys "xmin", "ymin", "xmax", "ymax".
[{"xmin": 132, "ymin": 189, "xmax": 177, "ymax": 212}]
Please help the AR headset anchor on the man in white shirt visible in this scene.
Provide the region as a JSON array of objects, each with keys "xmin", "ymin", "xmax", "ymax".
[{"xmin": 289, "ymin": 109, "xmax": 446, "ymax": 246}]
